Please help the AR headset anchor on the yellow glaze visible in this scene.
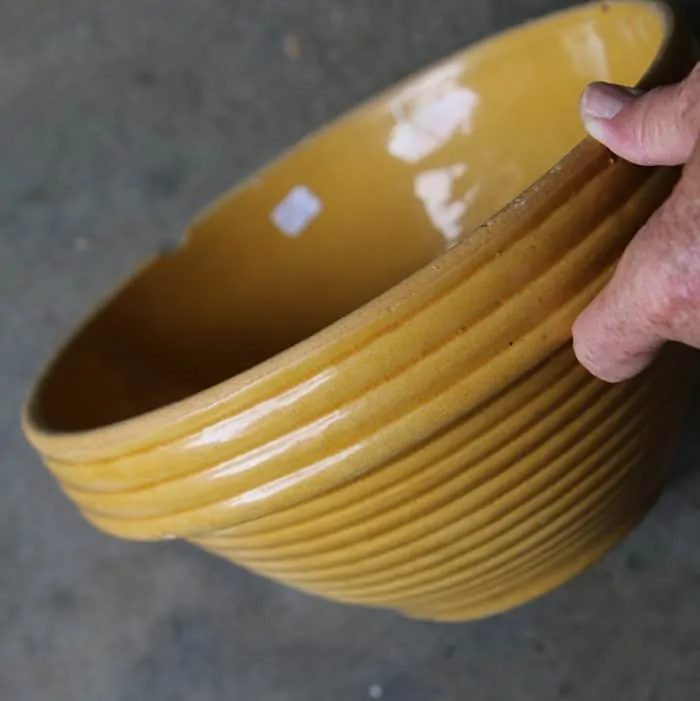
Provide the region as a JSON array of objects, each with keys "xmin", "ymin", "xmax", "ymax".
[{"xmin": 23, "ymin": 1, "xmax": 700, "ymax": 621}]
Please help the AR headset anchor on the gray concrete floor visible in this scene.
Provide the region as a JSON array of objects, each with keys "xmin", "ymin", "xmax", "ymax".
[{"xmin": 3, "ymin": 1, "xmax": 700, "ymax": 699}]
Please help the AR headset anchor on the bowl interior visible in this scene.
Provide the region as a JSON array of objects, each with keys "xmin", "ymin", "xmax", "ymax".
[{"xmin": 31, "ymin": 1, "xmax": 666, "ymax": 434}]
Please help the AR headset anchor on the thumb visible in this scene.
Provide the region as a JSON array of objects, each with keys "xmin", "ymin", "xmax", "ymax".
[{"xmin": 580, "ymin": 65, "xmax": 700, "ymax": 166}]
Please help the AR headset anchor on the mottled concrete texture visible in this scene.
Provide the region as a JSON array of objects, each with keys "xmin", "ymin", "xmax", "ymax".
[{"xmin": 3, "ymin": 1, "xmax": 700, "ymax": 699}]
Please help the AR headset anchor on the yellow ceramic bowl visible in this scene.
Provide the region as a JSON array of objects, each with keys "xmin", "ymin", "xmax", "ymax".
[{"xmin": 23, "ymin": 1, "xmax": 699, "ymax": 621}]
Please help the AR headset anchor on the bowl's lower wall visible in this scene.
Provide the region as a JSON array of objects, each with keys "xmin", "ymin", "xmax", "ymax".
[{"xmin": 190, "ymin": 343, "xmax": 696, "ymax": 622}]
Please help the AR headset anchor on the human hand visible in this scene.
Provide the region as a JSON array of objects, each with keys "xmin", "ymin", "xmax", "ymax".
[{"xmin": 572, "ymin": 64, "xmax": 700, "ymax": 382}]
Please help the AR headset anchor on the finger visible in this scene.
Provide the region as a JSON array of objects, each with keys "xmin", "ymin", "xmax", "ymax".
[
  {"xmin": 572, "ymin": 270, "xmax": 665, "ymax": 383},
  {"xmin": 580, "ymin": 65, "xmax": 700, "ymax": 167},
  {"xmin": 572, "ymin": 190, "xmax": 688, "ymax": 383}
]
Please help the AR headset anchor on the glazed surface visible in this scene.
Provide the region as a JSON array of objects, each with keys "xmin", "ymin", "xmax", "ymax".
[{"xmin": 23, "ymin": 1, "xmax": 699, "ymax": 621}]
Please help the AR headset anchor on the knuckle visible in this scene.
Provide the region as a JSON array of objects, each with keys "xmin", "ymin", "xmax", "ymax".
[
  {"xmin": 635, "ymin": 99, "xmax": 664, "ymax": 161},
  {"xmin": 645, "ymin": 286, "xmax": 681, "ymax": 329}
]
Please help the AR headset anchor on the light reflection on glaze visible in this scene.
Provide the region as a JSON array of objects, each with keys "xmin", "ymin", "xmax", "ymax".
[
  {"xmin": 193, "ymin": 408, "xmax": 348, "ymax": 481},
  {"xmin": 271, "ymin": 184, "xmax": 323, "ymax": 238},
  {"xmin": 387, "ymin": 64, "xmax": 480, "ymax": 164},
  {"xmin": 226, "ymin": 443, "xmax": 363, "ymax": 506},
  {"xmin": 184, "ymin": 369, "xmax": 336, "ymax": 449},
  {"xmin": 414, "ymin": 165, "xmax": 480, "ymax": 245}
]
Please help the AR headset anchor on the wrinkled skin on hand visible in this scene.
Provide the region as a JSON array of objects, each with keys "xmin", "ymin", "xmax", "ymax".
[{"xmin": 573, "ymin": 64, "xmax": 700, "ymax": 383}]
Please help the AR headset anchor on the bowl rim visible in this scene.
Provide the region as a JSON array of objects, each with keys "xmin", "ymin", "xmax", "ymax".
[{"xmin": 22, "ymin": 0, "xmax": 681, "ymax": 457}]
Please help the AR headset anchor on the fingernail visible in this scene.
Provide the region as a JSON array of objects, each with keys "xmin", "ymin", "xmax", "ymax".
[
  {"xmin": 581, "ymin": 82, "xmax": 641, "ymax": 120},
  {"xmin": 580, "ymin": 83, "xmax": 642, "ymax": 144}
]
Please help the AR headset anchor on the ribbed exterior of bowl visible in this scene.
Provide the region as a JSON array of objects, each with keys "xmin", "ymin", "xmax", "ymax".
[{"xmin": 30, "ymin": 141, "xmax": 699, "ymax": 621}]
